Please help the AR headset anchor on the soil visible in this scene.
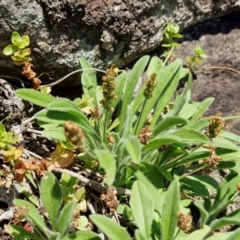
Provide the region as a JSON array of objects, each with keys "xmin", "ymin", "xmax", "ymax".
[{"xmin": 176, "ymin": 10, "xmax": 240, "ymax": 135}]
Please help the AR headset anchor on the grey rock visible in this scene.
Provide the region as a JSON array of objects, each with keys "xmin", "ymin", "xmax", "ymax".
[{"xmin": 0, "ymin": 0, "xmax": 239, "ymax": 87}]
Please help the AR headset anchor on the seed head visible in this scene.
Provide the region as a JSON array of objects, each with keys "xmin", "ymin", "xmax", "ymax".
[
  {"xmin": 64, "ymin": 121, "xmax": 85, "ymax": 152},
  {"xmin": 138, "ymin": 125, "xmax": 153, "ymax": 144},
  {"xmin": 207, "ymin": 113, "xmax": 225, "ymax": 138},
  {"xmin": 178, "ymin": 212, "xmax": 192, "ymax": 232},
  {"xmin": 101, "ymin": 64, "xmax": 117, "ymax": 109},
  {"xmin": 143, "ymin": 73, "xmax": 157, "ymax": 99},
  {"xmin": 204, "ymin": 149, "xmax": 221, "ymax": 169},
  {"xmin": 90, "ymin": 105, "xmax": 103, "ymax": 120}
]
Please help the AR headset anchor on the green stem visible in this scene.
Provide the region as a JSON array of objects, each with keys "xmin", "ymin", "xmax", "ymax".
[
  {"xmin": 162, "ymin": 152, "xmax": 188, "ymax": 169},
  {"xmin": 42, "ymin": 68, "xmax": 106, "ymax": 88},
  {"xmin": 85, "ymin": 134, "xmax": 98, "ymax": 149},
  {"xmin": 134, "ymin": 98, "xmax": 147, "ymax": 135},
  {"xmin": 163, "ymin": 143, "xmax": 204, "ymax": 169},
  {"xmin": 191, "ymin": 143, "xmax": 204, "ymax": 152},
  {"xmin": 180, "ymin": 164, "xmax": 207, "ymax": 179},
  {"xmin": 26, "ymin": 217, "xmax": 47, "ymax": 240},
  {"xmin": 162, "ymin": 46, "xmax": 174, "ymax": 67},
  {"xmin": 173, "ymin": 228, "xmax": 181, "ymax": 240},
  {"xmin": 103, "ymin": 109, "xmax": 109, "ymax": 144},
  {"xmin": 94, "ymin": 119, "xmax": 103, "ymax": 142},
  {"xmin": 85, "ymin": 149, "xmax": 97, "ymax": 159}
]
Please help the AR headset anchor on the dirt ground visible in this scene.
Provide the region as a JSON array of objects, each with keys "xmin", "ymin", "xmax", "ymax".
[{"xmin": 176, "ymin": 11, "xmax": 240, "ymax": 135}]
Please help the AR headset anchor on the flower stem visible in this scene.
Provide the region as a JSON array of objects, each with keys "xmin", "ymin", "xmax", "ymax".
[
  {"xmin": 162, "ymin": 46, "xmax": 174, "ymax": 67},
  {"xmin": 103, "ymin": 108, "xmax": 109, "ymax": 144},
  {"xmin": 134, "ymin": 99, "xmax": 147, "ymax": 135}
]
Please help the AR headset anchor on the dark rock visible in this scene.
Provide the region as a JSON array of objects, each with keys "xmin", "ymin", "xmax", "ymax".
[{"xmin": 0, "ymin": 0, "xmax": 239, "ymax": 87}]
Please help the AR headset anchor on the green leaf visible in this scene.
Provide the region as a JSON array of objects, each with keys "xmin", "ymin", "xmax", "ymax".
[
  {"xmin": 42, "ymin": 128, "xmax": 66, "ymax": 141},
  {"xmin": 16, "ymin": 89, "xmax": 56, "ymax": 107},
  {"xmin": 161, "ymin": 179, "xmax": 180, "ymax": 240},
  {"xmin": 179, "ymin": 67, "xmax": 190, "ymax": 80},
  {"xmin": 134, "ymin": 59, "xmax": 182, "ymax": 133},
  {"xmin": 7, "ymin": 225, "xmax": 43, "ymax": 240},
  {"xmin": 146, "ymin": 56, "xmax": 163, "ymax": 76},
  {"xmin": 191, "ymin": 175, "xmax": 219, "ymax": 192},
  {"xmin": 25, "ymin": 172, "xmax": 37, "ymax": 190},
  {"xmin": 110, "ymin": 71, "xmax": 127, "ymax": 110},
  {"xmin": 135, "ymin": 171, "xmax": 164, "ymax": 214},
  {"xmin": 0, "ymin": 122, "xmax": 5, "ymax": 133},
  {"xmin": 3, "ymin": 44, "xmax": 19, "ymax": 55},
  {"xmin": 171, "ymin": 151, "xmax": 209, "ymax": 168},
  {"xmin": 46, "ymin": 99, "xmax": 96, "ymax": 135},
  {"xmin": 12, "ymin": 54, "xmax": 31, "ymax": 63},
  {"xmin": 172, "ymin": 128, "xmax": 210, "ymax": 143},
  {"xmin": 219, "ymin": 149, "xmax": 240, "ymax": 162},
  {"xmin": 75, "ymin": 188, "xmax": 86, "ymax": 201},
  {"xmin": 13, "ymin": 199, "xmax": 48, "ymax": 237},
  {"xmin": 119, "ymin": 55, "xmax": 150, "ymax": 133},
  {"xmin": 187, "ymin": 118, "xmax": 209, "ymax": 131},
  {"xmin": 149, "ymin": 59, "xmax": 182, "ymax": 129},
  {"xmin": 40, "ymin": 172, "xmax": 62, "ymax": 231},
  {"xmin": 216, "ymin": 159, "xmax": 237, "ymax": 169},
  {"xmin": 167, "ymin": 72, "xmax": 192, "ymax": 120},
  {"xmin": 108, "ymin": 118, "xmax": 120, "ymax": 131},
  {"xmin": 130, "ymin": 181, "xmax": 154, "ymax": 237},
  {"xmin": 81, "ymin": 72, "xmax": 98, "ymax": 107},
  {"xmin": 142, "ymin": 135, "xmax": 181, "ymax": 152},
  {"xmin": 131, "ymin": 80, "xmax": 147, "ymax": 116},
  {"xmin": 35, "ymin": 109, "xmax": 96, "ymax": 138},
  {"xmin": 209, "ymin": 171, "xmax": 240, "ymax": 220},
  {"xmin": 206, "ymin": 232, "xmax": 236, "ymax": 240},
  {"xmin": 20, "ymin": 35, "xmax": 30, "ymax": 47},
  {"xmin": 90, "ymin": 214, "xmax": 131, "ymax": 240},
  {"xmin": 210, "ymin": 137, "xmax": 239, "ymax": 151},
  {"xmin": 62, "ymin": 231, "xmax": 100, "ymax": 240},
  {"xmin": 11, "ymin": 31, "xmax": 29, "ymax": 48},
  {"xmin": 122, "ymin": 105, "xmax": 133, "ymax": 138},
  {"xmin": 153, "ymin": 116, "xmax": 188, "ymax": 136},
  {"xmin": 134, "ymin": 230, "xmax": 149, "ymax": 240},
  {"xmin": 180, "ymin": 177, "xmax": 210, "ymax": 197},
  {"xmin": 14, "ymin": 48, "xmax": 31, "ymax": 58},
  {"xmin": 210, "ymin": 217, "xmax": 240, "ymax": 231},
  {"xmin": 79, "ymin": 57, "xmax": 97, "ymax": 86},
  {"xmin": 221, "ymin": 131, "xmax": 240, "ymax": 143},
  {"xmin": 138, "ymin": 163, "xmax": 164, "ymax": 189},
  {"xmin": 58, "ymin": 201, "xmax": 77, "ymax": 237},
  {"xmin": 47, "ymin": 98, "xmax": 82, "ymax": 112},
  {"xmin": 194, "ymin": 200, "xmax": 209, "ymax": 228},
  {"xmin": 227, "ymin": 206, "xmax": 240, "ymax": 218},
  {"xmin": 223, "ymin": 115, "xmax": 240, "ymax": 121},
  {"xmin": 11, "ymin": 31, "xmax": 21, "ymax": 44},
  {"xmin": 225, "ymin": 228, "xmax": 240, "ymax": 240},
  {"xmin": 187, "ymin": 98, "xmax": 214, "ymax": 125},
  {"xmin": 18, "ymin": 185, "xmax": 39, "ymax": 207},
  {"xmin": 155, "ymin": 166, "xmax": 172, "ymax": 181},
  {"xmin": 178, "ymin": 102, "xmax": 200, "ymax": 119},
  {"xmin": 123, "ymin": 136, "xmax": 141, "ymax": 164},
  {"xmin": 177, "ymin": 225, "xmax": 211, "ymax": 240},
  {"xmin": 94, "ymin": 150, "xmax": 116, "ymax": 185}
]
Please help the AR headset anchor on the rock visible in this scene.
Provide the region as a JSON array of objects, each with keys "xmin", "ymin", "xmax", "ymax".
[
  {"xmin": 175, "ymin": 11, "xmax": 240, "ymax": 135},
  {"xmin": 0, "ymin": 0, "xmax": 239, "ymax": 87}
]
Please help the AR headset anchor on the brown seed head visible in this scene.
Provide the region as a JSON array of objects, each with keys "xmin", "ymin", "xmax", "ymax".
[
  {"xmin": 138, "ymin": 125, "xmax": 153, "ymax": 144},
  {"xmin": 178, "ymin": 212, "xmax": 192, "ymax": 232},
  {"xmin": 64, "ymin": 121, "xmax": 85, "ymax": 152}
]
